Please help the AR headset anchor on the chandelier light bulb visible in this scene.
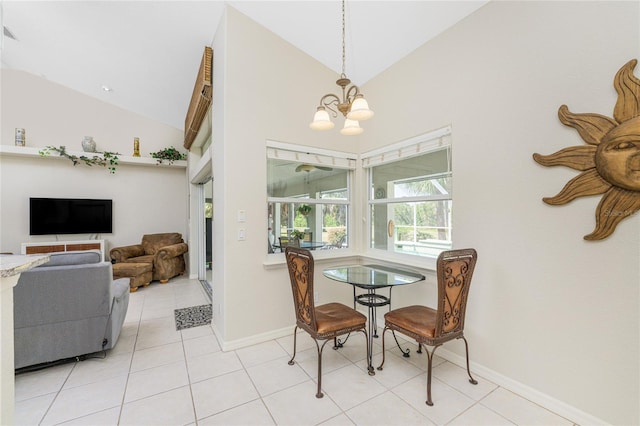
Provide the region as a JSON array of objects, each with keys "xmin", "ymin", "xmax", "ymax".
[
  {"xmin": 340, "ymin": 119, "xmax": 363, "ymax": 136},
  {"xmin": 347, "ymin": 94, "xmax": 374, "ymax": 121},
  {"xmin": 309, "ymin": 107, "xmax": 335, "ymax": 130}
]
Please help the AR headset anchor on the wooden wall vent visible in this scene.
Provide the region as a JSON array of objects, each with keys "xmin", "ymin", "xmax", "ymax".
[{"xmin": 184, "ymin": 46, "xmax": 213, "ymax": 150}]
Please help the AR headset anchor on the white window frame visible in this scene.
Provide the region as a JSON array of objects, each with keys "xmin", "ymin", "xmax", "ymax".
[
  {"xmin": 362, "ymin": 126, "xmax": 452, "ymax": 268},
  {"xmin": 266, "ymin": 141, "xmax": 356, "ymax": 262}
]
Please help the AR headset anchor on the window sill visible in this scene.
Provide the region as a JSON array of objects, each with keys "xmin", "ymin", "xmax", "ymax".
[
  {"xmin": 263, "ymin": 249, "xmax": 360, "ymax": 269},
  {"xmin": 263, "ymin": 248, "xmax": 437, "ymax": 275},
  {"xmin": 360, "ymin": 249, "xmax": 438, "ymax": 272}
]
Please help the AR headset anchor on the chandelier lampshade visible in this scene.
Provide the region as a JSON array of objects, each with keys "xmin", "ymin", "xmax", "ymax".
[
  {"xmin": 309, "ymin": 0, "xmax": 373, "ymax": 135},
  {"xmin": 340, "ymin": 119, "xmax": 363, "ymax": 136},
  {"xmin": 347, "ymin": 94, "xmax": 374, "ymax": 121},
  {"xmin": 309, "ymin": 107, "xmax": 335, "ymax": 130}
]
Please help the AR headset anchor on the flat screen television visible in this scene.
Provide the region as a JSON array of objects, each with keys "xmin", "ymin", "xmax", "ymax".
[{"xmin": 29, "ymin": 198, "xmax": 113, "ymax": 235}]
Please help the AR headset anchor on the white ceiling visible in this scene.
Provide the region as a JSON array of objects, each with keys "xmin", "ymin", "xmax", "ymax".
[{"xmin": 0, "ymin": 1, "xmax": 488, "ymax": 130}]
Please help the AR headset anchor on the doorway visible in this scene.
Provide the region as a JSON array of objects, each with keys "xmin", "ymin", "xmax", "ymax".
[{"xmin": 197, "ymin": 177, "xmax": 213, "ymax": 299}]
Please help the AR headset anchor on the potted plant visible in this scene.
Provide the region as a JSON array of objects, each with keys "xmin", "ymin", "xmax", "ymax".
[
  {"xmin": 290, "ymin": 229, "xmax": 305, "ymax": 242},
  {"xmin": 150, "ymin": 146, "xmax": 187, "ymax": 165},
  {"xmin": 297, "ymin": 204, "xmax": 312, "ymax": 216}
]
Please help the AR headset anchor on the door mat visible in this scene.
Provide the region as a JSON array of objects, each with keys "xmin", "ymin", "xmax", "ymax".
[{"xmin": 174, "ymin": 304, "xmax": 212, "ymax": 331}]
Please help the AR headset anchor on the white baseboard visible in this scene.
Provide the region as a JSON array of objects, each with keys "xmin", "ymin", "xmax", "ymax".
[
  {"xmin": 364, "ymin": 311, "xmax": 606, "ymax": 426},
  {"xmin": 435, "ymin": 346, "xmax": 607, "ymax": 425},
  {"xmin": 212, "ymin": 314, "xmax": 607, "ymax": 426},
  {"xmin": 218, "ymin": 325, "xmax": 293, "ymax": 352}
]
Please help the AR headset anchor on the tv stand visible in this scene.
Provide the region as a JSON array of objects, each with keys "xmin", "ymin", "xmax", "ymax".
[{"xmin": 21, "ymin": 240, "xmax": 105, "ymax": 261}]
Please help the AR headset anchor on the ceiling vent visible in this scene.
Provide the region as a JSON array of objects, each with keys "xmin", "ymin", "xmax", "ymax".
[{"xmin": 184, "ymin": 46, "xmax": 213, "ymax": 150}]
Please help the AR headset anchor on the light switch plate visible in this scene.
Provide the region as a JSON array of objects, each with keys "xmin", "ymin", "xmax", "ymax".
[{"xmin": 237, "ymin": 210, "xmax": 246, "ymax": 222}]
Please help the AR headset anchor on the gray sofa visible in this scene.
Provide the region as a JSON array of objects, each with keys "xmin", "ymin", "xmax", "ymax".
[{"xmin": 14, "ymin": 250, "xmax": 130, "ymax": 369}]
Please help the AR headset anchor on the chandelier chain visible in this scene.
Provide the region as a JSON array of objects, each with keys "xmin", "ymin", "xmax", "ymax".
[
  {"xmin": 341, "ymin": 0, "xmax": 346, "ymax": 76},
  {"xmin": 309, "ymin": 0, "xmax": 372, "ymax": 134}
]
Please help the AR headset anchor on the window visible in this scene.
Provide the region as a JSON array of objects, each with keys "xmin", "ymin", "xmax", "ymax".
[
  {"xmin": 364, "ymin": 127, "xmax": 452, "ymax": 258},
  {"xmin": 267, "ymin": 143, "xmax": 355, "ymax": 254}
]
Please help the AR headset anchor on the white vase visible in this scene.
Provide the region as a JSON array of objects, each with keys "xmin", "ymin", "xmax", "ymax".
[{"xmin": 82, "ymin": 136, "xmax": 96, "ymax": 152}]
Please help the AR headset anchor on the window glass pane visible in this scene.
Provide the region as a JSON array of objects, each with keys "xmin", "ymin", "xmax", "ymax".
[
  {"xmin": 368, "ymin": 143, "xmax": 452, "ymax": 258},
  {"xmin": 393, "ymin": 174, "xmax": 451, "ymax": 198},
  {"xmin": 267, "ymin": 154, "xmax": 350, "ymax": 254},
  {"xmin": 321, "ymin": 204, "xmax": 348, "ymax": 248},
  {"xmin": 268, "ymin": 159, "xmax": 348, "ymax": 199},
  {"xmin": 320, "ymin": 189, "xmax": 348, "ymax": 200},
  {"xmin": 370, "ymin": 200, "xmax": 452, "ymax": 257},
  {"xmin": 371, "ymin": 148, "xmax": 450, "ymax": 199},
  {"xmin": 268, "ymin": 201, "xmax": 348, "ymax": 251}
]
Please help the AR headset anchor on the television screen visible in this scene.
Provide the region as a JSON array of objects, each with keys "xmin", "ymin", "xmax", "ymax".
[{"xmin": 29, "ymin": 198, "xmax": 113, "ymax": 235}]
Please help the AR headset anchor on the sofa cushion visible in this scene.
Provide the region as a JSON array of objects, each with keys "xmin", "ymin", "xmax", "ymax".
[
  {"xmin": 41, "ymin": 250, "xmax": 101, "ymax": 267},
  {"xmin": 141, "ymin": 233, "xmax": 183, "ymax": 255}
]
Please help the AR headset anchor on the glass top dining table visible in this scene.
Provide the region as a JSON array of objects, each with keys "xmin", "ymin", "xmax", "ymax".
[
  {"xmin": 274, "ymin": 241, "xmax": 326, "ymax": 251},
  {"xmin": 323, "ymin": 264, "xmax": 425, "ymax": 371},
  {"xmin": 322, "ymin": 264, "xmax": 425, "ymax": 289}
]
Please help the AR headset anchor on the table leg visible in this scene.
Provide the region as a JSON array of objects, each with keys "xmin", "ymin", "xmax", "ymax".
[
  {"xmin": 369, "ymin": 288, "xmax": 379, "ymax": 338},
  {"xmin": 355, "ymin": 288, "xmax": 390, "ymax": 375},
  {"xmin": 366, "ymin": 299, "xmax": 376, "ymax": 374}
]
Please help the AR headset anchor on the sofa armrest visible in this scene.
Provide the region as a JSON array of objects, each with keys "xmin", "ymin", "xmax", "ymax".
[
  {"xmin": 110, "ymin": 244, "xmax": 145, "ymax": 262},
  {"xmin": 155, "ymin": 242, "xmax": 189, "ymax": 261}
]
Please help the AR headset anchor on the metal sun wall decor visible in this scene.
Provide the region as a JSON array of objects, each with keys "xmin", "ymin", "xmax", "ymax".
[{"xmin": 533, "ymin": 59, "xmax": 640, "ymax": 241}]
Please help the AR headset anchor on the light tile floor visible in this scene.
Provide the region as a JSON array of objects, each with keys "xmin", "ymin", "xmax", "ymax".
[{"xmin": 14, "ymin": 277, "xmax": 576, "ymax": 425}]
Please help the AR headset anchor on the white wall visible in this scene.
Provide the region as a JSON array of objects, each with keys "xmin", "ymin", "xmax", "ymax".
[
  {"xmin": 360, "ymin": 2, "xmax": 639, "ymax": 425},
  {"xmin": 0, "ymin": 70, "xmax": 188, "ymax": 257}
]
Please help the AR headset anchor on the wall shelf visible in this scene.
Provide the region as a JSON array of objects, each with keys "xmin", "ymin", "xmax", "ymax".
[{"xmin": 0, "ymin": 145, "xmax": 187, "ymax": 168}]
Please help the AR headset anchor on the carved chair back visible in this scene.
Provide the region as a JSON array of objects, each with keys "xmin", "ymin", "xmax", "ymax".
[
  {"xmin": 435, "ymin": 248, "xmax": 477, "ymax": 338},
  {"xmin": 285, "ymin": 247, "xmax": 317, "ymax": 333}
]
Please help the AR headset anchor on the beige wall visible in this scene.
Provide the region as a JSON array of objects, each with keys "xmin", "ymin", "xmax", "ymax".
[
  {"xmin": 210, "ymin": 7, "xmax": 361, "ymax": 344},
  {"xmin": 213, "ymin": 2, "xmax": 638, "ymax": 425},
  {"xmin": 361, "ymin": 1, "xmax": 639, "ymax": 424},
  {"xmin": 0, "ymin": 70, "xmax": 188, "ymax": 256},
  {"xmin": 1, "ymin": 70, "xmax": 183, "ymax": 155}
]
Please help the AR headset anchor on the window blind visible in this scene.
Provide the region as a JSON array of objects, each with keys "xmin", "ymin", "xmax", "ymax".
[
  {"xmin": 266, "ymin": 141, "xmax": 356, "ymax": 170},
  {"xmin": 361, "ymin": 126, "xmax": 451, "ymax": 168}
]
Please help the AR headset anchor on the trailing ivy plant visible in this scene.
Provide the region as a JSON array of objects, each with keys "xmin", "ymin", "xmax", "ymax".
[
  {"xmin": 149, "ymin": 146, "xmax": 187, "ymax": 165},
  {"xmin": 39, "ymin": 146, "xmax": 120, "ymax": 174}
]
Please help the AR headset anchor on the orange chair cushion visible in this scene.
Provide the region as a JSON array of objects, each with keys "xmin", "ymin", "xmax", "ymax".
[
  {"xmin": 315, "ymin": 302, "xmax": 366, "ymax": 335},
  {"xmin": 385, "ymin": 305, "xmax": 437, "ymax": 338}
]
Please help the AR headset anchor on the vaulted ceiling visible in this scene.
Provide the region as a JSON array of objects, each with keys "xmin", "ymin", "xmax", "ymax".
[{"xmin": 1, "ymin": 1, "xmax": 488, "ymax": 130}]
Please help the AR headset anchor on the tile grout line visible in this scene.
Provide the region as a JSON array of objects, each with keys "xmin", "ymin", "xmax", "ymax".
[
  {"xmin": 180, "ymin": 322, "xmax": 201, "ymax": 425},
  {"xmin": 38, "ymin": 362, "xmax": 76, "ymax": 425},
  {"xmin": 116, "ymin": 290, "xmax": 145, "ymax": 425},
  {"xmin": 16, "ymin": 278, "xmax": 575, "ymax": 426}
]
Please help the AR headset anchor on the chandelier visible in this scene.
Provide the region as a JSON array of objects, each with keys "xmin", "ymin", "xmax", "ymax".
[{"xmin": 309, "ymin": 0, "xmax": 374, "ymax": 135}]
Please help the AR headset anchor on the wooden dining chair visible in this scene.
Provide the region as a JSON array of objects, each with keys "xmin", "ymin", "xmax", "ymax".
[
  {"xmin": 284, "ymin": 246, "xmax": 371, "ymax": 398},
  {"xmin": 377, "ymin": 248, "xmax": 478, "ymax": 406}
]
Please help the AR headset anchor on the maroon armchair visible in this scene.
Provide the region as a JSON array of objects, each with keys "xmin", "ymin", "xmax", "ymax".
[{"xmin": 110, "ymin": 233, "xmax": 188, "ymax": 283}]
